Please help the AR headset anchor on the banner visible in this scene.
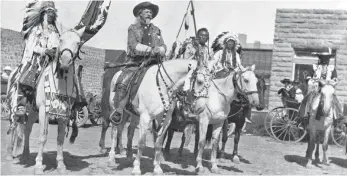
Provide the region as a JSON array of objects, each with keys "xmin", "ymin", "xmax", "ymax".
[{"xmin": 74, "ymin": 0, "xmax": 111, "ymax": 43}]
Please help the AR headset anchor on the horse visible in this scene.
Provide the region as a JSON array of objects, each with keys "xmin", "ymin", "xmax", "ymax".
[
  {"xmin": 217, "ymin": 74, "xmax": 266, "ymax": 162},
  {"xmin": 305, "ymin": 81, "xmax": 337, "ymax": 168},
  {"xmin": 189, "ymin": 64, "xmax": 260, "ymax": 173},
  {"xmin": 162, "ymin": 74, "xmax": 266, "ymax": 161},
  {"xmin": 106, "ymin": 59, "xmax": 200, "ymax": 175},
  {"xmin": 5, "ymin": 1, "xmax": 111, "ymax": 173}
]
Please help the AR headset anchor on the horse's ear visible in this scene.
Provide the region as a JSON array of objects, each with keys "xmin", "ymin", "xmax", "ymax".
[
  {"xmin": 251, "ymin": 64, "xmax": 256, "ymax": 71},
  {"xmin": 76, "ymin": 27, "xmax": 86, "ymax": 39}
]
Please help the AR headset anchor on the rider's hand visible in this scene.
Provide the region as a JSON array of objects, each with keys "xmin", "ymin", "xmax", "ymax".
[{"xmin": 45, "ymin": 48, "xmax": 56, "ymax": 58}]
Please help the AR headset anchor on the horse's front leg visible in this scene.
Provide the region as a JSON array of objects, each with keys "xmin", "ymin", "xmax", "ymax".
[
  {"xmin": 132, "ymin": 112, "xmax": 150, "ymax": 175},
  {"xmin": 219, "ymin": 120, "xmax": 229, "ymax": 159},
  {"xmin": 22, "ymin": 117, "xmax": 35, "ymax": 162},
  {"xmin": 99, "ymin": 115, "xmax": 110, "ymax": 154},
  {"xmin": 116, "ymin": 115, "xmax": 126, "ymax": 155},
  {"xmin": 196, "ymin": 116, "xmax": 208, "ymax": 174},
  {"xmin": 178, "ymin": 130, "xmax": 185, "ymax": 157},
  {"xmin": 56, "ymin": 118, "xmax": 68, "ymax": 174},
  {"xmin": 322, "ymin": 125, "xmax": 332, "ymax": 165},
  {"xmin": 34, "ymin": 108, "xmax": 49, "ymax": 175},
  {"xmin": 232, "ymin": 121, "xmax": 244, "ymax": 164},
  {"xmin": 164, "ymin": 127, "xmax": 174, "ymax": 155},
  {"xmin": 305, "ymin": 125, "xmax": 316, "ymax": 168},
  {"xmin": 107, "ymin": 124, "xmax": 117, "ymax": 167},
  {"xmin": 127, "ymin": 115, "xmax": 138, "ymax": 159},
  {"xmin": 211, "ymin": 123, "xmax": 223, "ymax": 174},
  {"xmin": 153, "ymin": 115, "xmax": 172, "ymax": 175}
]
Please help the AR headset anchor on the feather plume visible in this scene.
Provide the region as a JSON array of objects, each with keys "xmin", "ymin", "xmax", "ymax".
[{"xmin": 211, "ymin": 31, "xmax": 239, "ymax": 52}]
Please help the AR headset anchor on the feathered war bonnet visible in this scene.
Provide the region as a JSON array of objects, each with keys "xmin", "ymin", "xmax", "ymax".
[
  {"xmin": 21, "ymin": 0, "xmax": 62, "ymax": 39},
  {"xmin": 211, "ymin": 31, "xmax": 239, "ymax": 53}
]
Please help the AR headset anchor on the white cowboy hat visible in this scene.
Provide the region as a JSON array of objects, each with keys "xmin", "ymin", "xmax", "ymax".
[{"xmin": 3, "ymin": 66, "xmax": 12, "ymax": 71}]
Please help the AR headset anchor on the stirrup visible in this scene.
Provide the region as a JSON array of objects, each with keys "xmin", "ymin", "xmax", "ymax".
[{"xmin": 109, "ymin": 109, "xmax": 122, "ymax": 125}]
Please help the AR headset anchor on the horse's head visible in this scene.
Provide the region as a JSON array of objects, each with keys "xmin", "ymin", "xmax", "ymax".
[
  {"xmin": 255, "ymin": 74, "xmax": 266, "ymax": 110},
  {"xmin": 320, "ymin": 83, "xmax": 335, "ymax": 115},
  {"xmin": 237, "ymin": 65, "xmax": 260, "ymax": 107},
  {"xmin": 58, "ymin": 28, "xmax": 85, "ymax": 70}
]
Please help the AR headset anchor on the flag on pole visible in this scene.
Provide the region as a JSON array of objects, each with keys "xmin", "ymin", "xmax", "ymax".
[
  {"xmin": 184, "ymin": 13, "xmax": 190, "ymax": 30},
  {"xmin": 74, "ymin": 0, "xmax": 111, "ymax": 44}
]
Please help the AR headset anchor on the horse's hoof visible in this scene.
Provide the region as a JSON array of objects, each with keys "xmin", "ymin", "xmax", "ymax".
[
  {"xmin": 306, "ymin": 163, "xmax": 314, "ymax": 169},
  {"xmin": 107, "ymin": 160, "xmax": 117, "ymax": 167},
  {"xmin": 233, "ymin": 156, "xmax": 240, "ymax": 164},
  {"xmin": 5, "ymin": 155, "xmax": 14, "ymax": 161},
  {"xmin": 219, "ymin": 158, "xmax": 228, "ymax": 163},
  {"xmin": 323, "ymin": 161, "xmax": 330, "ymax": 166},
  {"xmin": 34, "ymin": 167, "xmax": 44, "ymax": 175},
  {"xmin": 195, "ymin": 166, "xmax": 205, "ymax": 174},
  {"xmin": 211, "ymin": 166, "xmax": 221, "ymax": 174},
  {"xmin": 153, "ymin": 166, "xmax": 163, "ymax": 175},
  {"xmin": 57, "ymin": 166, "xmax": 67, "ymax": 174},
  {"xmin": 131, "ymin": 166, "xmax": 141, "ymax": 175},
  {"xmin": 99, "ymin": 148, "xmax": 107, "ymax": 154}
]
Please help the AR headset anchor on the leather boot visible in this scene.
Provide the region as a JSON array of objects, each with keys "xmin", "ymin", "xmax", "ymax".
[
  {"xmin": 15, "ymin": 95, "xmax": 27, "ymax": 117},
  {"xmin": 110, "ymin": 84, "xmax": 128, "ymax": 125}
]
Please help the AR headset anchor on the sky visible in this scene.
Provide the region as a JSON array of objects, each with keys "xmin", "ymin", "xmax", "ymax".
[{"xmin": 1, "ymin": 0, "xmax": 347, "ymax": 51}]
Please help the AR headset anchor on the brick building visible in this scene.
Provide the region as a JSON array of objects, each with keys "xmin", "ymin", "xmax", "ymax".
[{"xmin": 270, "ymin": 9, "xmax": 347, "ymax": 109}]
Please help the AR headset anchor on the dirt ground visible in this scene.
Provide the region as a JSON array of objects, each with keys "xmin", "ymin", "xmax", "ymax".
[{"xmin": 1, "ymin": 119, "xmax": 346, "ymax": 175}]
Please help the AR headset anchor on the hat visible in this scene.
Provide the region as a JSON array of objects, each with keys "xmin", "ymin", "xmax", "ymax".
[
  {"xmin": 3, "ymin": 66, "xmax": 12, "ymax": 71},
  {"xmin": 280, "ymin": 78, "xmax": 291, "ymax": 84},
  {"xmin": 312, "ymin": 47, "xmax": 333, "ymax": 59},
  {"xmin": 133, "ymin": 1, "xmax": 159, "ymax": 19},
  {"xmin": 211, "ymin": 31, "xmax": 239, "ymax": 52}
]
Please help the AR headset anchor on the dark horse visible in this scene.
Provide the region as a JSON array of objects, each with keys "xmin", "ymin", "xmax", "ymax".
[{"xmin": 163, "ymin": 74, "xmax": 267, "ymax": 160}]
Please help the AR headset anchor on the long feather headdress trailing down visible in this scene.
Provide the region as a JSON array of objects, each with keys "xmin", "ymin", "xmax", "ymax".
[
  {"xmin": 211, "ymin": 31, "xmax": 239, "ymax": 53},
  {"xmin": 22, "ymin": 0, "xmax": 59, "ymax": 39}
]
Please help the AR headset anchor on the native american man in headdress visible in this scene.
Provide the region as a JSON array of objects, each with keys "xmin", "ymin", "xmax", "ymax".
[
  {"xmin": 298, "ymin": 47, "xmax": 342, "ymax": 123},
  {"xmin": 210, "ymin": 31, "xmax": 244, "ymax": 72},
  {"xmin": 12, "ymin": 1, "xmax": 87, "ymax": 118}
]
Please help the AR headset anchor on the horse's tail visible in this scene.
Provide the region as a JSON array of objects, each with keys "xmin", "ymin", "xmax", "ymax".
[
  {"xmin": 69, "ymin": 119, "xmax": 78, "ymax": 144},
  {"xmin": 206, "ymin": 124, "xmax": 213, "ymax": 144}
]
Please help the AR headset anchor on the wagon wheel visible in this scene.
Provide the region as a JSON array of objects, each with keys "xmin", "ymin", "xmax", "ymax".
[
  {"xmin": 1, "ymin": 98, "xmax": 10, "ymax": 120},
  {"xmin": 89, "ymin": 104, "xmax": 103, "ymax": 125},
  {"xmin": 75, "ymin": 106, "xmax": 89, "ymax": 127},
  {"xmin": 270, "ymin": 107, "xmax": 307, "ymax": 143},
  {"xmin": 331, "ymin": 123, "xmax": 347, "ymax": 148},
  {"xmin": 264, "ymin": 107, "xmax": 284, "ymax": 137}
]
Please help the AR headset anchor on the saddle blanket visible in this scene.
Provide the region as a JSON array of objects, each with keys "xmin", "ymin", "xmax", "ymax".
[{"xmin": 44, "ymin": 70, "xmax": 76, "ymax": 117}]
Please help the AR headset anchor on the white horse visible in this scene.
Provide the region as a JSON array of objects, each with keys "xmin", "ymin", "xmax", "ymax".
[
  {"xmin": 5, "ymin": 1, "xmax": 111, "ymax": 174},
  {"xmin": 191, "ymin": 64, "xmax": 260, "ymax": 173},
  {"xmin": 305, "ymin": 82, "xmax": 337, "ymax": 167},
  {"xmin": 106, "ymin": 59, "xmax": 198, "ymax": 175}
]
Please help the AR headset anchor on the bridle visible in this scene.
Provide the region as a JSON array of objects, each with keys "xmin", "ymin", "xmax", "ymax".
[{"xmin": 58, "ymin": 29, "xmax": 84, "ymax": 64}]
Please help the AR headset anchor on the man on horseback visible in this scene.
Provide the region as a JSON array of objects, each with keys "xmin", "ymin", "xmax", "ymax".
[
  {"xmin": 109, "ymin": 1, "xmax": 166, "ymax": 125},
  {"xmin": 298, "ymin": 47, "xmax": 342, "ymax": 124},
  {"xmin": 210, "ymin": 32, "xmax": 244, "ymax": 72},
  {"xmin": 11, "ymin": 1, "xmax": 87, "ymax": 118}
]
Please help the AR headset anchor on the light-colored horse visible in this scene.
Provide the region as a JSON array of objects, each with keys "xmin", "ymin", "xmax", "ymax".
[
  {"xmin": 305, "ymin": 82, "xmax": 336, "ymax": 168},
  {"xmin": 5, "ymin": 28, "xmax": 85, "ymax": 174},
  {"xmin": 191, "ymin": 64, "xmax": 260, "ymax": 173},
  {"xmin": 106, "ymin": 59, "xmax": 198, "ymax": 175}
]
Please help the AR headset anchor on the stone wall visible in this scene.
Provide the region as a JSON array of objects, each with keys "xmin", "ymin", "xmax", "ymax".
[
  {"xmin": 270, "ymin": 9, "xmax": 347, "ymax": 109},
  {"xmin": 1, "ymin": 28, "xmax": 107, "ymax": 99}
]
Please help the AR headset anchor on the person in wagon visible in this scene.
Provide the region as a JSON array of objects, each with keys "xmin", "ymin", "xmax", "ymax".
[
  {"xmin": 277, "ymin": 78, "xmax": 293, "ymax": 106},
  {"xmin": 12, "ymin": 1, "xmax": 87, "ymax": 118},
  {"xmin": 109, "ymin": 1, "xmax": 167, "ymax": 125},
  {"xmin": 1, "ymin": 66, "xmax": 12, "ymax": 83},
  {"xmin": 298, "ymin": 47, "xmax": 342, "ymax": 121},
  {"xmin": 290, "ymin": 79, "xmax": 304, "ymax": 103}
]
